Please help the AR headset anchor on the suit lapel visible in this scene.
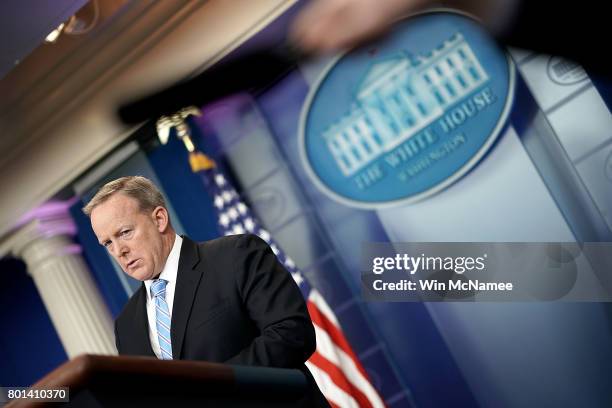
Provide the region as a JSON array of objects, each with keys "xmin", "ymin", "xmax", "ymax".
[
  {"xmin": 171, "ymin": 236, "xmax": 204, "ymax": 359},
  {"xmin": 133, "ymin": 285, "xmax": 156, "ymax": 357}
]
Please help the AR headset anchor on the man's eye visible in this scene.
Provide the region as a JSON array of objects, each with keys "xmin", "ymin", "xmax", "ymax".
[
  {"xmin": 103, "ymin": 241, "xmax": 111, "ymax": 248},
  {"xmin": 120, "ymin": 229, "xmax": 131, "ymax": 237}
]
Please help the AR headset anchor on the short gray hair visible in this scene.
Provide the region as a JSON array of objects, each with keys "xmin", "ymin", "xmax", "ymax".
[{"xmin": 82, "ymin": 176, "xmax": 167, "ymax": 217}]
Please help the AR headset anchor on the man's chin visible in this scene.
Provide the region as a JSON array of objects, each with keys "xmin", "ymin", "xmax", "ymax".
[{"xmin": 125, "ymin": 267, "xmax": 153, "ymax": 281}]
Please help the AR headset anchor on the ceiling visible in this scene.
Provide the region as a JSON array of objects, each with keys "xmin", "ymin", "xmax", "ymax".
[
  {"xmin": 0, "ymin": 0, "xmax": 90, "ymax": 79},
  {"xmin": 0, "ymin": 0, "xmax": 130, "ymax": 162},
  {"xmin": 0, "ymin": 0, "xmax": 297, "ymax": 238}
]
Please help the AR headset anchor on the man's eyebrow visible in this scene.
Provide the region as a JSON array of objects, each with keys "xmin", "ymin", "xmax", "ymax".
[
  {"xmin": 118, "ymin": 224, "xmax": 134, "ymax": 232},
  {"xmin": 97, "ymin": 224, "xmax": 129, "ymax": 245}
]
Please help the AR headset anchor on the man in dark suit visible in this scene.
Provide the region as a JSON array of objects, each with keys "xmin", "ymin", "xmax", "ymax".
[{"xmin": 83, "ymin": 175, "xmax": 328, "ymax": 406}]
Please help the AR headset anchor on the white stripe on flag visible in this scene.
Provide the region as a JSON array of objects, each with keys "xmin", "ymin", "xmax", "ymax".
[
  {"xmin": 313, "ymin": 324, "xmax": 386, "ymax": 408},
  {"xmin": 306, "ymin": 361, "xmax": 360, "ymax": 408}
]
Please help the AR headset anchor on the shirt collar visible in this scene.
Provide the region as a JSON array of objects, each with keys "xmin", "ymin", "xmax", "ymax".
[{"xmin": 144, "ymin": 234, "xmax": 182, "ymax": 300}]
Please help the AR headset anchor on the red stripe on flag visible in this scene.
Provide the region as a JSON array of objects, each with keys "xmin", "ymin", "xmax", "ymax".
[
  {"xmin": 329, "ymin": 400, "xmax": 341, "ymax": 408},
  {"xmin": 307, "ymin": 300, "xmax": 370, "ymax": 380},
  {"xmin": 309, "ymin": 351, "xmax": 374, "ymax": 408}
]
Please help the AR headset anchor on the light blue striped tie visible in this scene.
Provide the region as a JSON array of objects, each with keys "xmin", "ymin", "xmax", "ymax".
[{"xmin": 151, "ymin": 279, "xmax": 173, "ymax": 360}]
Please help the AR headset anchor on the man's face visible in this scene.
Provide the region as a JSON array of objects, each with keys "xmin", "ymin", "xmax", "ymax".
[{"xmin": 90, "ymin": 193, "xmax": 167, "ymax": 281}]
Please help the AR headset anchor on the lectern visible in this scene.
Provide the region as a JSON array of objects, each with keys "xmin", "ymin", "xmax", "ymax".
[{"xmin": 5, "ymin": 355, "xmax": 310, "ymax": 407}]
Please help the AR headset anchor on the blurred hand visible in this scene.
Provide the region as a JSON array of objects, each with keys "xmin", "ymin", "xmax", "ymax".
[
  {"xmin": 289, "ymin": 0, "xmax": 509, "ymax": 54},
  {"xmin": 289, "ymin": 0, "xmax": 430, "ymax": 53}
]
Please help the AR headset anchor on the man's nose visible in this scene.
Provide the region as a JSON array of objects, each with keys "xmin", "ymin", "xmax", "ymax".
[{"xmin": 112, "ymin": 241, "xmax": 129, "ymax": 258}]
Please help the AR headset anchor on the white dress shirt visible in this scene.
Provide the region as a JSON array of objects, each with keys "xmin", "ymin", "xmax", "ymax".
[{"xmin": 144, "ymin": 234, "xmax": 182, "ymax": 359}]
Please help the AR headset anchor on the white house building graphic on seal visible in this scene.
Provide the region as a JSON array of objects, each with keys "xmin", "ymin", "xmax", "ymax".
[{"xmin": 323, "ymin": 32, "xmax": 489, "ymax": 177}]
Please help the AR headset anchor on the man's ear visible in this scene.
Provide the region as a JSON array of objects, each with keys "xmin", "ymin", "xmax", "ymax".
[{"xmin": 151, "ymin": 206, "xmax": 170, "ymax": 232}]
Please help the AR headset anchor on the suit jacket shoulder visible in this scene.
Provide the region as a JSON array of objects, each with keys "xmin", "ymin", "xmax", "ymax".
[{"xmin": 195, "ymin": 233, "xmax": 269, "ymax": 257}]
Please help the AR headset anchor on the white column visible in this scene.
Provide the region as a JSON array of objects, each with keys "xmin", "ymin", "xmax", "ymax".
[{"xmin": 1, "ymin": 200, "xmax": 116, "ymax": 357}]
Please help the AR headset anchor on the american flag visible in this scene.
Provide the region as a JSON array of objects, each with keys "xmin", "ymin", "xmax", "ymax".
[{"xmin": 197, "ymin": 162, "xmax": 385, "ymax": 408}]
